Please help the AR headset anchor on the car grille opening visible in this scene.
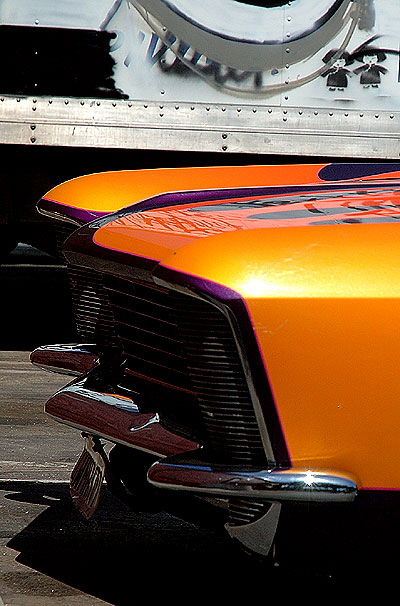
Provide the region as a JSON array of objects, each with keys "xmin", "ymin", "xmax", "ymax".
[
  {"xmin": 67, "ymin": 264, "xmax": 268, "ymax": 466},
  {"xmin": 68, "ymin": 265, "xmax": 120, "ymax": 348}
]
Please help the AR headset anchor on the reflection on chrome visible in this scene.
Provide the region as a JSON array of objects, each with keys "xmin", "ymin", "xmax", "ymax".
[
  {"xmin": 30, "ymin": 343, "xmax": 101, "ymax": 376},
  {"xmin": 148, "ymin": 453, "xmax": 358, "ymax": 502},
  {"xmin": 45, "ymin": 379, "xmax": 198, "ymax": 456}
]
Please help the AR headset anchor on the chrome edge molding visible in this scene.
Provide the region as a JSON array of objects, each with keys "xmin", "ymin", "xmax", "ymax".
[
  {"xmin": 147, "ymin": 453, "xmax": 358, "ymax": 503},
  {"xmin": 30, "ymin": 344, "xmax": 101, "ymax": 376},
  {"xmin": 45, "ymin": 380, "xmax": 198, "ymax": 457}
]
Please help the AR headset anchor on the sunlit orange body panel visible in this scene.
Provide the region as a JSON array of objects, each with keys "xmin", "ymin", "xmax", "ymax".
[{"xmin": 90, "ymin": 172, "xmax": 400, "ymax": 490}]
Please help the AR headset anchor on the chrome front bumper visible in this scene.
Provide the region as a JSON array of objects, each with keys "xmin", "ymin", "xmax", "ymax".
[
  {"xmin": 148, "ymin": 453, "xmax": 358, "ymax": 503},
  {"xmin": 32, "ymin": 343, "xmax": 358, "ymax": 504}
]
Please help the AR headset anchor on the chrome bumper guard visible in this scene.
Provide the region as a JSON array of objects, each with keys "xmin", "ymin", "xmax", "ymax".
[
  {"xmin": 30, "ymin": 344, "xmax": 101, "ymax": 376},
  {"xmin": 147, "ymin": 453, "xmax": 358, "ymax": 503},
  {"xmin": 45, "ymin": 381, "xmax": 198, "ymax": 457}
]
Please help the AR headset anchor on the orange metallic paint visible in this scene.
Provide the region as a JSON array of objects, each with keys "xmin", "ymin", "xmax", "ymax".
[
  {"xmin": 94, "ymin": 211, "xmax": 400, "ymax": 489},
  {"xmin": 43, "ymin": 164, "xmax": 330, "ymax": 212}
]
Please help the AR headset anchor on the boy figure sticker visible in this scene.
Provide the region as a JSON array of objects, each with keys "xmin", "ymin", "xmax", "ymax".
[
  {"xmin": 322, "ymin": 37, "xmax": 393, "ymax": 91},
  {"xmin": 322, "ymin": 50, "xmax": 353, "ymax": 90}
]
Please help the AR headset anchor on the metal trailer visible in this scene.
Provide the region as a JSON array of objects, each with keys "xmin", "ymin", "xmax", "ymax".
[{"xmin": 0, "ymin": 0, "xmax": 399, "ymax": 251}]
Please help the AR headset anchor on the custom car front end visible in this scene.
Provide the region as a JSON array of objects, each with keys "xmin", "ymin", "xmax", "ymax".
[{"xmin": 31, "ymin": 162, "xmax": 400, "ymax": 557}]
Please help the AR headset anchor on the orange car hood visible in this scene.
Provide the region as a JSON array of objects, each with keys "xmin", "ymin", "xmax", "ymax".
[{"xmin": 92, "ymin": 184, "xmax": 400, "ymax": 300}]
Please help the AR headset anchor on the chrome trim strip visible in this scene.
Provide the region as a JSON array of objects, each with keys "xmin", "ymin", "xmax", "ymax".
[
  {"xmin": 222, "ymin": 305, "xmax": 276, "ymax": 464},
  {"xmin": 147, "ymin": 452, "xmax": 358, "ymax": 502},
  {"xmin": 45, "ymin": 380, "xmax": 198, "ymax": 457},
  {"xmin": 30, "ymin": 344, "xmax": 101, "ymax": 376}
]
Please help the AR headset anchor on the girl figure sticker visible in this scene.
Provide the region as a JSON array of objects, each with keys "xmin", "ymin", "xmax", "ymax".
[{"xmin": 352, "ymin": 47, "xmax": 387, "ymax": 87}]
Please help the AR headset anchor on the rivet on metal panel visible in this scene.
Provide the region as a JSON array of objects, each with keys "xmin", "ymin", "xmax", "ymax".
[
  {"xmin": 30, "ymin": 137, "xmax": 36, "ymax": 143},
  {"xmin": 160, "ymin": 90, "xmax": 165, "ymax": 95},
  {"xmin": 96, "ymin": 101, "xmax": 101, "ymax": 106},
  {"xmin": 48, "ymin": 99, "xmax": 52, "ymax": 104},
  {"xmin": 33, "ymin": 99, "xmax": 37, "ymax": 103},
  {"xmin": 390, "ymin": 114, "xmax": 394, "ymax": 119},
  {"xmin": 175, "ymin": 105, "xmax": 179, "ymax": 110},
  {"xmin": 268, "ymin": 109, "xmax": 272, "ymax": 113},
  {"xmin": 375, "ymin": 114, "xmax": 379, "ymax": 118},
  {"xmin": 329, "ymin": 112, "xmax": 333, "ymax": 116},
  {"xmin": 314, "ymin": 111, "xmax": 318, "ymax": 115},
  {"xmin": 206, "ymin": 107, "xmax": 210, "ymax": 111},
  {"xmin": 222, "ymin": 145, "xmax": 228, "ymax": 151},
  {"xmin": 17, "ymin": 98, "xmax": 21, "ymax": 103},
  {"xmin": 65, "ymin": 100, "xmax": 69, "ymax": 105},
  {"xmin": 222, "ymin": 133, "xmax": 228, "ymax": 139},
  {"xmin": 299, "ymin": 110, "xmax": 303, "ymax": 115},
  {"xmin": 112, "ymin": 102, "xmax": 117, "ymax": 107},
  {"xmin": 253, "ymin": 108, "xmax": 257, "ymax": 113},
  {"xmin": 80, "ymin": 101, "xmax": 85, "ymax": 106},
  {"xmin": 191, "ymin": 106, "xmax": 195, "ymax": 111},
  {"xmin": 344, "ymin": 113, "xmax": 349, "ymax": 117},
  {"xmin": 32, "ymin": 107, "xmax": 37, "ymax": 112},
  {"xmin": 360, "ymin": 113, "xmax": 364, "ymax": 117},
  {"xmin": 144, "ymin": 104, "xmax": 148, "ymax": 108},
  {"xmin": 30, "ymin": 125, "xmax": 36, "ymax": 131},
  {"xmin": 221, "ymin": 107, "xmax": 226, "ymax": 112},
  {"xmin": 160, "ymin": 113, "xmax": 164, "ymax": 117},
  {"xmin": 286, "ymin": 48, "xmax": 290, "ymax": 53},
  {"xmin": 237, "ymin": 108, "xmax": 241, "ymax": 112}
]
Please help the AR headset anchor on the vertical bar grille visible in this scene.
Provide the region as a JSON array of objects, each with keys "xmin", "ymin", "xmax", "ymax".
[{"xmin": 65, "ymin": 265, "xmax": 267, "ymax": 465}]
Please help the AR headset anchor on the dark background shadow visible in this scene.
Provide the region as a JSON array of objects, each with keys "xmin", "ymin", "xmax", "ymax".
[
  {"xmin": 3, "ymin": 480, "xmax": 400, "ymax": 602},
  {"xmin": 3, "ymin": 481, "xmax": 263, "ymax": 604},
  {"xmin": 0, "ymin": 247, "xmax": 76, "ymax": 351}
]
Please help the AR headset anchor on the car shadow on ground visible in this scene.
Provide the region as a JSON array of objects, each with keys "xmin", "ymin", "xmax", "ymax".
[
  {"xmin": 2, "ymin": 481, "xmax": 400, "ymax": 602},
  {"xmin": 1, "ymin": 481, "xmax": 266, "ymax": 604}
]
